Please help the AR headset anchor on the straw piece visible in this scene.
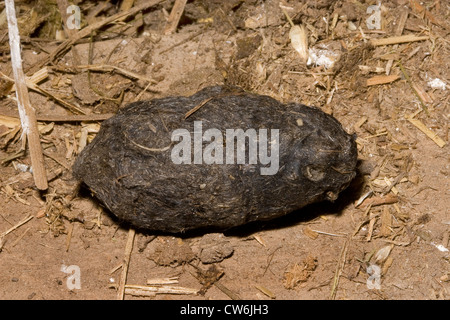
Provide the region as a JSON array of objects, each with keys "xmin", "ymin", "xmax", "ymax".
[
  {"xmin": 5, "ymin": 0, "xmax": 48, "ymax": 190},
  {"xmin": 370, "ymin": 35, "xmax": 429, "ymax": 46},
  {"xmin": 117, "ymin": 228, "xmax": 135, "ymax": 300},
  {"xmin": 407, "ymin": 117, "xmax": 446, "ymax": 148}
]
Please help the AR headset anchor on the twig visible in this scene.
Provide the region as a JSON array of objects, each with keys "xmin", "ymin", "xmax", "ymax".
[
  {"xmin": 0, "ymin": 111, "xmax": 114, "ymax": 123},
  {"xmin": 309, "ymin": 229, "xmax": 346, "ymax": 237},
  {"xmin": 0, "ymin": 215, "xmax": 34, "ymax": 238},
  {"xmin": 72, "ymin": 64, "xmax": 157, "ymax": 84},
  {"xmin": 117, "ymin": 228, "xmax": 135, "ymax": 300},
  {"xmin": 164, "ymin": 0, "xmax": 188, "ymax": 35},
  {"xmin": 185, "ymin": 97, "xmax": 214, "ymax": 119},
  {"xmin": 370, "ymin": 35, "xmax": 429, "ymax": 46},
  {"xmin": 11, "ymin": 227, "xmax": 30, "ymax": 247},
  {"xmin": 122, "ymin": 284, "xmax": 198, "ymax": 296},
  {"xmin": 330, "ymin": 236, "xmax": 350, "ymax": 300},
  {"xmin": 5, "ymin": 0, "xmax": 48, "ymax": 190}
]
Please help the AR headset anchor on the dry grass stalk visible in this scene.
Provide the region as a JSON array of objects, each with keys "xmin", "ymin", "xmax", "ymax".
[
  {"xmin": 10, "ymin": 227, "xmax": 30, "ymax": 247},
  {"xmin": 5, "ymin": 0, "xmax": 48, "ymax": 190},
  {"xmin": 146, "ymin": 277, "xmax": 179, "ymax": 285},
  {"xmin": 0, "ymin": 111, "xmax": 114, "ymax": 123},
  {"xmin": 68, "ymin": 64, "xmax": 157, "ymax": 84},
  {"xmin": 411, "ymin": 82, "xmax": 433, "ymax": 104},
  {"xmin": 370, "ymin": 35, "xmax": 429, "ymax": 46},
  {"xmin": 407, "ymin": 117, "xmax": 446, "ymax": 148},
  {"xmin": 117, "ymin": 228, "xmax": 135, "ymax": 300},
  {"xmin": 123, "ymin": 284, "xmax": 198, "ymax": 297},
  {"xmin": 0, "ymin": 214, "xmax": 34, "ymax": 238},
  {"xmin": 330, "ymin": 237, "xmax": 349, "ymax": 299}
]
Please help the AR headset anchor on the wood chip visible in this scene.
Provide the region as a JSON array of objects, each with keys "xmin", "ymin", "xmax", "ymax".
[
  {"xmin": 380, "ymin": 206, "xmax": 392, "ymax": 237},
  {"xmin": 366, "ymin": 75, "xmax": 400, "ymax": 86},
  {"xmin": 407, "ymin": 117, "xmax": 446, "ymax": 148}
]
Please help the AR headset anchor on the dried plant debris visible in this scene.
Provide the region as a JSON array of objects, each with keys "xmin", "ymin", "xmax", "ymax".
[
  {"xmin": 73, "ymin": 85, "xmax": 357, "ymax": 233},
  {"xmin": 284, "ymin": 255, "xmax": 318, "ymax": 289}
]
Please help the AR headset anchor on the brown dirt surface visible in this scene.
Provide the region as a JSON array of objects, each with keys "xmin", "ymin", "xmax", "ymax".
[{"xmin": 0, "ymin": 0, "xmax": 448, "ymax": 300}]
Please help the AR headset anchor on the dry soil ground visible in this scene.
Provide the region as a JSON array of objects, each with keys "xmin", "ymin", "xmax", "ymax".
[{"xmin": 0, "ymin": 0, "xmax": 448, "ymax": 300}]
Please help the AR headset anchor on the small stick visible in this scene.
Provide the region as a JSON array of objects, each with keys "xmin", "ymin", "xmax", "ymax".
[
  {"xmin": 11, "ymin": 227, "xmax": 30, "ymax": 247},
  {"xmin": 0, "ymin": 215, "xmax": 34, "ymax": 238},
  {"xmin": 5, "ymin": 0, "xmax": 48, "ymax": 190},
  {"xmin": 117, "ymin": 228, "xmax": 135, "ymax": 300},
  {"xmin": 370, "ymin": 35, "xmax": 429, "ymax": 46},
  {"xmin": 309, "ymin": 229, "xmax": 346, "ymax": 237},
  {"xmin": 185, "ymin": 97, "xmax": 214, "ymax": 119},
  {"xmin": 330, "ymin": 236, "xmax": 349, "ymax": 300},
  {"xmin": 123, "ymin": 284, "xmax": 198, "ymax": 296},
  {"xmin": 147, "ymin": 277, "xmax": 179, "ymax": 285},
  {"xmin": 0, "ymin": 111, "xmax": 114, "ymax": 123},
  {"xmin": 164, "ymin": 0, "xmax": 188, "ymax": 35}
]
